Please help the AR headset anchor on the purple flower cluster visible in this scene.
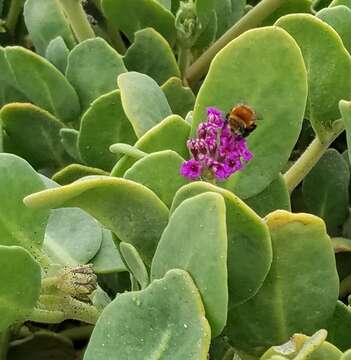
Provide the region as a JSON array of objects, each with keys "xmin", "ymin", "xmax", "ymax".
[{"xmin": 180, "ymin": 107, "xmax": 253, "ymax": 181}]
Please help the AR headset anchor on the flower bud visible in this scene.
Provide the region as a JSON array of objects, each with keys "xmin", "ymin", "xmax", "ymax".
[{"xmin": 57, "ymin": 264, "xmax": 97, "ymax": 302}]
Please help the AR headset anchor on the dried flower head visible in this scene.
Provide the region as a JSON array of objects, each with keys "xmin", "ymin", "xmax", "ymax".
[{"xmin": 180, "ymin": 107, "xmax": 253, "ymax": 181}]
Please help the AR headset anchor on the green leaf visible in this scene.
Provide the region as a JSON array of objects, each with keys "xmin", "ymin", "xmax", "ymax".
[
  {"xmin": 52, "ymin": 164, "xmax": 109, "ymax": 185},
  {"xmin": 23, "ymin": 0, "xmax": 76, "ymax": 55},
  {"xmin": 24, "ymin": 177, "xmax": 169, "ymax": 265},
  {"xmin": 327, "ymin": 300, "xmax": 351, "ymax": 351},
  {"xmin": 44, "ymin": 207, "xmax": 103, "ymax": 266},
  {"xmin": 261, "ymin": 0, "xmax": 312, "ymax": 26},
  {"xmin": 124, "ymin": 150, "xmax": 188, "ymax": 207},
  {"xmin": 0, "ymin": 103, "xmax": 71, "ymax": 169},
  {"xmin": 302, "ymin": 149, "xmax": 349, "ymax": 234},
  {"xmin": 91, "ymin": 228, "xmax": 127, "ymax": 274},
  {"xmin": 0, "ymin": 245, "xmax": 41, "ymax": 331},
  {"xmin": 4, "ymin": 46, "xmax": 81, "ymax": 122},
  {"xmin": 0, "ymin": 153, "xmax": 49, "ymax": 265},
  {"xmin": 226, "ymin": 210, "xmax": 339, "ymax": 356},
  {"xmin": 124, "ymin": 28, "xmax": 180, "ymax": 85},
  {"xmin": 84, "ymin": 269, "xmax": 210, "ymax": 360},
  {"xmin": 60, "ymin": 128, "xmax": 81, "ymax": 162},
  {"xmin": 66, "ymin": 38, "xmax": 127, "ymax": 111},
  {"xmin": 330, "ymin": 0, "xmax": 351, "ymax": 7},
  {"xmin": 214, "ymin": 0, "xmax": 246, "ymax": 38},
  {"xmin": 161, "ymin": 77, "xmax": 195, "ymax": 118},
  {"xmin": 245, "ymin": 174, "xmax": 291, "ymax": 217},
  {"xmin": 152, "ymin": 192, "xmax": 227, "ymax": 336},
  {"xmin": 195, "ymin": 0, "xmax": 215, "ymax": 29},
  {"xmin": 7, "ymin": 331, "xmax": 76, "ymax": 360},
  {"xmin": 156, "ymin": 0, "xmax": 171, "ymax": 10},
  {"xmin": 118, "ymin": 72, "xmax": 172, "ymax": 138},
  {"xmin": 339, "ymin": 100, "xmax": 351, "ymax": 166},
  {"xmin": 78, "ymin": 90, "xmax": 137, "ymax": 171},
  {"xmin": 192, "ymin": 27, "xmax": 308, "ymax": 198},
  {"xmin": 192, "ymin": 10, "xmax": 217, "ymax": 54},
  {"xmin": 260, "ymin": 330, "xmax": 342, "ymax": 360},
  {"xmin": 342, "ymin": 350, "xmax": 351, "ymax": 360},
  {"xmin": 101, "ymin": 0, "xmax": 176, "ymax": 44},
  {"xmin": 109, "ymin": 143, "xmax": 148, "ymax": 159},
  {"xmin": 120, "ymin": 242, "xmax": 149, "ymax": 289},
  {"xmin": 276, "ymin": 14, "xmax": 351, "ymax": 141},
  {"xmin": 317, "ymin": 5, "xmax": 351, "ymax": 53},
  {"xmin": 45, "ymin": 37, "xmax": 69, "ymax": 73},
  {"xmin": 171, "ymin": 182, "xmax": 272, "ymax": 307},
  {"xmin": 111, "ymin": 114, "xmax": 190, "ymax": 177}
]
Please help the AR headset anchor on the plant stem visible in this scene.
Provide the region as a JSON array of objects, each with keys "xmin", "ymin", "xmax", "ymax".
[
  {"xmin": 340, "ymin": 273, "xmax": 351, "ymax": 298},
  {"xmin": 40, "ymin": 295, "xmax": 100, "ymax": 324},
  {"xmin": 178, "ymin": 46, "xmax": 191, "ymax": 86},
  {"xmin": 5, "ymin": 0, "xmax": 23, "ymax": 36},
  {"xmin": 59, "ymin": 0, "xmax": 95, "ymax": 42},
  {"xmin": 60, "ymin": 325, "xmax": 94, "ymax": 341},
  {"xmin": 185, "ymin": 0, "xmax": 287, "ymax": 85},
  {"xmin": 27, "ymin": 308, "xmax": 66, "ymax": 324},
  {"xmin": 0, "ymin": 329, "xmax": 10, "ymax": 360},
  {"xmin": 284, "ymin": 122, "xmax": 345, "ymax": 193}
]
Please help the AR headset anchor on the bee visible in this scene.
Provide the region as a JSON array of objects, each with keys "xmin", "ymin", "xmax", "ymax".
[{"xmin": 226, "ymin": 104, "xmax": 257, "ymax": 137}]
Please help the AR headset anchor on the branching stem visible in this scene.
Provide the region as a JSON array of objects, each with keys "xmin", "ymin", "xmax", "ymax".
[
  {"xmin": 185, "ymin": 0, "xmax": 287, "ymax": 85},
  {"xmin": 284, "ymin": 121, "xmax": 345, "ymax": 193}
]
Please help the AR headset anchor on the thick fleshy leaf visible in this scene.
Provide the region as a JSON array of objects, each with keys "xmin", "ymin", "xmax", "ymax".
[
  {"xmin": 24, "ymin": 177, "xmax": 169, "ymax": 265},
  {"xmin": 45, "ymin": 37, "xmax": 69, "ymax": 73},
  {"xmin": 214, "ymin": 0, "xmax": 246, "ymax": 38},
  {"xmin": 124, "ymin": 150, "xmax": 188, "ymax": 207},
  {"xmin": 52, "ymin": 164, "xmax": 109, "ymax": 185},
  {"xmin": 245, "ymin": 174, "xmax": 291, "ymax": 217},
  {"xmin": 339, "ymin": 100, "xmax": 351, "ymax": 164},
  {"xmin": 4, "ymin": 47, "xmax": 80, "ymax": 122},
  {"xmin": 7, "ymin": 331, "xmax": 76, "ymax": 360},
  {"xmin": 23, "ymin": 0, "xmax": 76, "ymax": 55},
  {"xmin": 192, "ymin": 27, "xmax": 308, "ymax": 198},
  {"xmin": 44, "ymin": 207, "xmax": 103, "ymax": 266},
  {"xmin": 66, "ymin": 38, "xmax": 127, "ymax": 111},
  {"xmin": 330, "ymin": 0, "xmax": 351, "ymax": 6},
  {"xmin": 0, "ymin": 153, "xmax": 49, "ymax": 264},
  {"xmin": 327, "ymin": 301, "xmax": 351, "ymax": 351},
  {"xmin": 118, "ymin": 72, "xmax": 172, "ymax": 138},
  {"xmin": 120, "ymin": 242, "xmax": 149, "ymax": 290},
  {"xmin": 261, "ymin": 0, "xmax": 312, "ymax": 26},
  {"xmin": 171, "ymin": 182, "xmax": 272, "ymax": 307},
  {"xmin": 260, "ymin": 330, "xmax": 342, "ymax": 360},
  {"xmin": 60, "ymin": 128, "xmax": 80, "ymax": 162},
  {"xmin": 84, "ymin": 269, "xmax": 211, "ymax": 360},
  {"xmin": 124, "ymin": 28, "xmax": 180, "ymax": 85},
  {"xmin": 161, "ymin": 77, "xmax": 195, "ymax": 118},
  {"xmin": 111, "ymin": 115, "xmax": 190, "ymax": 177},
  {"xmin": 342, "ymin": 350, "xmax": 351, "ymax": 360},
  {"xmin": 226, "ymin": 210, "xmax": 339, "ymax": 356},
  {"xmin": 276, "ymin": 14, "xmax": 351, "ymax": 141},
  {"xmin": 78, "ymin": 90, "xmax": 137, "ymax": 171},
  {"xmin": 156, "ymin": 0, "xmax": 171, "ymax": 10},
  {"xmin": 0, "ymin": 245, "xmax": 41, "ymax": 331},
  {"xmin": 92, "ymin": 228, "xmax": 127, "ymax": 274},
  {"xmin": 0, "ymin": 103, "xmax": 71, "ymax": 169},
  {"xmin": 192, "ymin": 10, "xmax": 217, "ymax": 55},
  {"xmin": 101, "ymin": 0, "xmax": 176, "ymax": 44},
  {"xmin": 302, "ymin": 149, "xmax": 349, "ymax": 234},
  {"xmin": 152, "ymin": 192, "xmax": 227, "ymax": 336},
  {"xmin": 317, "ymin": 5, "xmax": 351, "ymax": 53}
]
